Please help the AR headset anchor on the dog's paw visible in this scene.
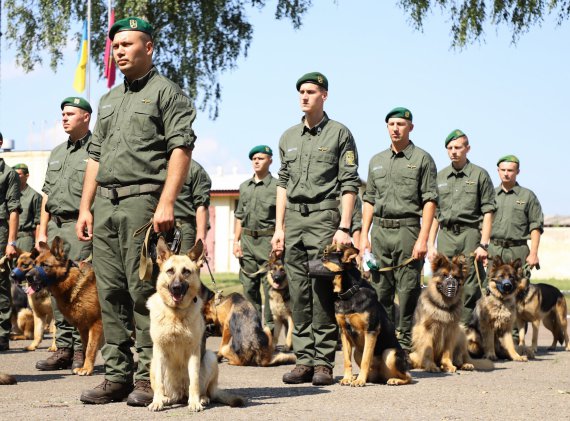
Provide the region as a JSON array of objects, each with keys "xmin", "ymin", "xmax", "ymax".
[
  {"xmin": 148, "ymin": 400, "xmax": 165, "ymax": 412},
  {"xmin": 441, "ymin": 365, "xmax": 457, "ymax": 373},
  {"xmin": 459, "ymin": 363, "xmax": 474, "ymax": 371},
  {"xmin": 188, "ymin": 399, "xmax": 205, "ymax": 412},
  {"xmin": 200, "ymin": 395, "xmax": 210, "ymax": 406},
  {"xmin": 512, "ymin": 354, "xmax": 528, "ymax": 362},
  {"xmin": 73, "ymin": 367, "xmax": 93, "ymax": 376},
  {"xmin": 424, "ymin": 364, "xmax": 441, "ymax": 373},
  {"xmin": 25, "ymin": 345, "xmax": 37, "ymax": 351},
  {"xmin": 350, "ymin": 378, "xmax": 366, "ymax": 387},
  {"xmin": 48, "ymin": 346, "xmax": 57, "ymax": 352},
  {"xmin": 484, "ymin": 353, "xmax": 498, "ymax": 361},
  {"xmin": 339, "ymin": 377, "xmax": 352, "ymax": 386}
]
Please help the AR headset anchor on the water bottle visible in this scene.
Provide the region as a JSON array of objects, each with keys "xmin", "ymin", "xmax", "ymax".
[{"xmin": 363, "ymin": 250, "xmax": 379, "ymax": 271}]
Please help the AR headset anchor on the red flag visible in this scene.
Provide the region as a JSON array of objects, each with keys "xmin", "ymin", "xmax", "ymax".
[{"xmin": 104, "ymin": 8, "xmax": 116, "ymax": 88}]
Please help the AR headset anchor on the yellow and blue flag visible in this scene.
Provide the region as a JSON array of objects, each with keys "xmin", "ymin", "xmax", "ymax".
[{"xmin": 73, "ymin": 20, "xmax": 88, "ymax": 93}]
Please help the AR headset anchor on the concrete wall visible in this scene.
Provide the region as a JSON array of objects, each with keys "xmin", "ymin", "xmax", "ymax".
[{"xmin": 534, "ymin": 227, "xmax": 570, "ymax": 280}]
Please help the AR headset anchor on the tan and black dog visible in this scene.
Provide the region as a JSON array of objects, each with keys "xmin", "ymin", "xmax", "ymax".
[
  {"xmin": 516, "ymin": 282, "xmax": 570, "ymax": 358},
  {"xmin": 147, "ymin": 238, "xmax": 244, "ymax": 412},
  {"xmin": 322, "ymin": 243, "xmax": 412, "ymax": 386},
  {"xmin": 202, "ymin": 287, "xmax": 296, "ymax": 367},
  {"xmin": 465, "ymin": 256, "xmax": 528, "ymax": 362},
  {"xmin": 10, "ymin": 249, "xmax": 56, "ymax": 352},
  {"xmin": 410, "ymin": 254, "xmax": 492, "ymax": 372},
  {"xmin": 266, "ymin": 251, "xmax": 293, "ymax": 351},
  {"xmin": 28, "ymin": 238, "xmax": 103, "ymax": 375}
]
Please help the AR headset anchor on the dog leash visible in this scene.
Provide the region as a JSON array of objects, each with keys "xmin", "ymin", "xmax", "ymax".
[
  {"xmin": 238, "ymin": 258, "xmax": 269, "ymax": 277},
  {"xmin": 376, "ymin": 256, "xmax": 416, "ymax": 272},
  {"xmin": 204, "ymin": 257, "xmax": 217, "ymax": 288}
]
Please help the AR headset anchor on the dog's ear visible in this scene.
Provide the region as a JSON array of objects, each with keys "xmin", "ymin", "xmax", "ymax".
[
  {"xmin": 30, "ymin": 248, "xmax": 40, "ymax": 259},
  {"xmin": 188, "ymin": 239, "xmax": 205, "ymax": 266},
  {"xmin": 452, "ymin": 254, "xmax": 468, "ymax": 279},
  {"xmin": 430, "ymin": 253, "xmax": 449, "ymax": 273},
  {"xmin": 155, "ymin": 236, "xmax": 173, "ymax": 268},
  {"xmin": 512, "ymin": 258, "xmax": 523, "ymax": 278},
  {"xmin": 491, "ymin": 255, "xmax": 504, "ymax": 270},
  {"xmin": 50, "ymin": 236, "xmax": 67, "ymax": 260},
  {"xmin": 341, "ymin": 246, "xmax": 359, "ymax": 264},
  {"xmin": 37, "ymin": 242, "xmax": 50, "ymax": 254},
  {"xmin": 268, "ymin": 250, "xmax": 277, "ymax": 265}
]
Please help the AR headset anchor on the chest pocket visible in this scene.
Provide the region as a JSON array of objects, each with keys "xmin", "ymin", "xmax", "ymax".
[
  {"xmin": 130, "ymin": 103, "xmax": 161, "ymax": 141},
  {"xmin": 98, "ymin": 105, "xmax": 115, "ymax": 138},
  {"xmin": 260, "ymin": 198, "xmax": 276, "ymax": 221},
  {"xmin": 462, "ymin": 181, "xmax": 478, "ymax": 208},
  {"xmin": 512, "ymin": 204, "xmax": 527, "ymax": 225},
  {"xmin": 314, "ymin": 152, "xmax": 338, "ymax": 183},
  {"xmin": 401, "ymin": 168, "xmax": 419, "ymax": 200},
  {"xmin": 372, "ymin": 168, "xmax": 388, "ymax": 195},
  {"xmin": 284, "ymin": 150, "xmax": 299, "ymax": 181},
  {"xmin": 71, "ymin": 160, "xmax": 87, "ymax": 192}
]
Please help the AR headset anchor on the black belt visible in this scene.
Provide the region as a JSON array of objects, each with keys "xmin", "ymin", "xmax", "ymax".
[
  {"xmin": 17, "ymin": 231, "xmax": 34, "ymax": 238},
  {"xmin": 442, "ymin": 221, "xmax": 480, "ymax": 235},
  {"xmin": 97, "ymin": 184, "xmax": 162, "ymax": 200},
  {"xmin": 52, "ymin": 213, "xmax": 79, "ymax": 227},
  {"xmin": 373, "ymin": 216, "xmax": 420, "ymax": 228},
  {"xmin": 242, "ymin": 228, "xmax": 275, "ymax": 239},
  {"xmin": 492, "ymin": 239, "xmax": 527, "ymax": 248},
  {"xmin": 286, "ymin": 200, "xmax": 339, "ymax": 216}
]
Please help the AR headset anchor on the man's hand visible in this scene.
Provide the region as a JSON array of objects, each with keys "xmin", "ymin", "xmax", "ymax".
[
  {"xmin": 526, "ymin": 252, "xmax": 539, "ymax": 269},
  {"xmin": 5, "ymin": 244, "xmax": 17, "ymax": 259},
  {"xmin": 359, "ymin": 237, "xmax": 371, "ymax": 258},
  {"xmin": 76, "ymin": 210, "xmax": 94, "ymax": 241},
  {"xmin": 153, "ymin": 202, "xmax": 175, "ymax": 233},
  {"xmin": 271, "ymin": 229, "xmax": 285, "ymax": 258},
  {"xmin": 233, "ymin": 242, "xmax": 243, "ymax": 258},
  {"xmin": 332, "ymin": 229, "xmax": 351, "ymax": 246},
  {"xmin": 427, "ymin": 244, "xmax": 438, "ymax": 262},
  {"xmin": 36, "ymin": 233, "xmax": 48, "ymax": 250},
  {"xmin": 412, "ymin": 239, "xmax": 428, "ymax": 260},
  {"xmin": 474, "ymin": 246, "xmax": 488, "ymax": 267}
]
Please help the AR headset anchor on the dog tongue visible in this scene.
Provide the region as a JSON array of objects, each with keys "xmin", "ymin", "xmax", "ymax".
[
  {"xmin": 25, "ymin": 286, "xmax": 35, "ymax": 296},
  {"xmin": 172, "ymin": 294, "xmax": 183, "ymax": 303}
]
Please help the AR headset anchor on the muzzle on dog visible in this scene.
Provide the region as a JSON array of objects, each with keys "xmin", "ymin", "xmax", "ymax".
[
  {"xmin": 495, "ymin": 278, "xmax": 514, "ymax": 294},
  {"xmin": 437, "ymin": 275, "xmax": 459, "ymax": 298}
]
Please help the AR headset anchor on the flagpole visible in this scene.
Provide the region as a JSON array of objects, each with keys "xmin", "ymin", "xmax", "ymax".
[{"xmin": 87, "ymin": 0, "xmax": 91, "ymax": 101}]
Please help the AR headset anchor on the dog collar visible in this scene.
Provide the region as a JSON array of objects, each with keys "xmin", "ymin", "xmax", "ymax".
[{"xmin": 337, "ymin": 284, "xmax": 360, "ymax": 300}]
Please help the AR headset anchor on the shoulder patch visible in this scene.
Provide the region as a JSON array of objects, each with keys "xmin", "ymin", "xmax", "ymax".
[{"xmin": 345, "ymin": 151, "xmax": 355, "ymax": 166}]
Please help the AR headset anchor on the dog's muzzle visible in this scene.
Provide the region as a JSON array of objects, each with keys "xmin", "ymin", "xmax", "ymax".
[
  {"xmin": 169, "ymin": 280, "xmax": 189, "ymax": 303},
  {"xmin": 437, "ymin": 275, "xmax": 459, "ymax": 298},
  {"xmin": 25, "ymin": 266, "xmax": 51, "ymax": 292},
  {"xmin": 10, "ymin": 267, "xmax": 27, "ymax": 283},
  {"xmin": 496, "ymin": 278, "xmax": 514, "ymax": 294},
  {"xmin": 271, "ymin": 269, "xmax": 287, "ymax": 285}
]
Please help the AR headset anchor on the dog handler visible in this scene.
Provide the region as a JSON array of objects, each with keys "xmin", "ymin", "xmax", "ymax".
[
  {"xmin": 488, "ymin": 155, "xmax": 543, "ymax": 272},
  {"xmin": 233, "ymin": 145, "xmax": 277, "ymax": 331},
  {"xmin": 12, "ymin": 164, "xmax": 41, "ymax": 252},
  {"xmin": 427, "ymin": 129, "xmax": 495, "ymax": 325},
  {"xmin": 34, "ymin": 97, "xmax": 93, "ymax": 371},
  {"xmin": 361, "ymin": 107, "xmax": 438, "ymax": 352},
  {"xmin": 76, "ymin": 17, "xmax": 195, "ymax": 406},
  {"xmin": 0, "ymin": 131, "xmax": 20, "ymax": 352},
  {"xmin": 272, "ymin": 72, "xmax": 360, "ymax": 385}
]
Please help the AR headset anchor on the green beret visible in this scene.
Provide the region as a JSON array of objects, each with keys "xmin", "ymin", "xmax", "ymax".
[
  {"xmin": 497, "ymin": 154, "xmax": 520, "ymax": 167},
  {"xmin": 61, "ymin": 97, "xmax": 92, "ymax": 113},
  {"xmin": 385, "ymin": 107, "xmax": 413, "ymax": 123},
  {"xmin": 13, "ymin": 163, "xmax": 29, "ymax": 174},
  {"xmin": 248, "ymin": 145, "xmax": 273, "ymax": 160},
  {"xmin": 445, "ymin": 129, "xmax": 467, "ymax": 147},
  {"xmin": 296, "ymin": 72, "xmax": 328, "ymax": 91},
  {"xmin": 109, "ymin": 17, "xmax": 154, "ymax": 41}
]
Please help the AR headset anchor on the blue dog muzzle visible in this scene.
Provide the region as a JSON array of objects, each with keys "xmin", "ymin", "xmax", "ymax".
[
  {"xmin": 496, "ymin": 278, "xmax": 514, "ymax": 294},
  {"xmin": 10, "ymin": 267, "xmax": 26, "ymax": 282}
]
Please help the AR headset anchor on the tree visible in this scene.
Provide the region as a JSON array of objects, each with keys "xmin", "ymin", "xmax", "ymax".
[
  {"xmin": 3, "ymin": 0, "xmax": 313, "ymax": 118},
  {"xmin": 398, "ymin": 0, "xmax": 570, "ymax": 48}
]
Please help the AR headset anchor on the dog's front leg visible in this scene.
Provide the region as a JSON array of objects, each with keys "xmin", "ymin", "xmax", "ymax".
[
  {"xmin": 501, "ymin": 332, "xmax": 527, "ymax": 362},
  {"xmin": 352, "ymin": 331, "xmax": 378, "ymax": 387},
  {"xmin": 481, "ymin": 328, "xmax": 498, "ymax": 360},
  {"xmin": 285, "ymin": 315, "xmax": 294, "ymax": 351},
  {"xmin": 148, "ymin": 351, "xmax": 168, "ymax": 412},
  {"xmin": 337, "ymin": 319, "xmax": 353, "ymax": 386},
  {"xmin": 26, "ymin": 313, "xmax": 44, "ymax": 351},
  {"xmin": 188, "ymin": 346, "xmax": 204, "ymax": 412}
]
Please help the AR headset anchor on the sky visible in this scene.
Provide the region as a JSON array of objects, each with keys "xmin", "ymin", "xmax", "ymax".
[{"xmin": 0, "ymin": 2, "xmax": 568, "ymax": 215}]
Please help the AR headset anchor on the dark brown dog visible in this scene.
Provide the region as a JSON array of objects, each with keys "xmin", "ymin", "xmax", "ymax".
[
  {"xmin": 202, "ymin": 288, "xmax": 296, "ymax": 367},
  {"xmin": 266, "ymin": 251, "xmax": 293, "ymax": 351},
  {"xmin": 466, "ymin": 256, "xmax": 528, "ymax": 362},
  {"xmin": 322, "ymin": 243, "xmax": 412, "ymax": 386},
  {"xmin": 28, "ymin": 237, "xmax": 103, "ymax": 375}
]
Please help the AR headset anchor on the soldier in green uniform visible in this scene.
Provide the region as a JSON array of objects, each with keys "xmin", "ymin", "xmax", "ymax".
[
  {"xmin": 12, "ymin": 164, "xmax": 41, "ymax": 252},
  {"xmin": 361, "ymin": 107, "xmax": 438, "ymax": 352},
  {"xmin": 0, "ymin": 132, "xmax": 20, "ymax": 352},
  {"xmin": 34, "ymin": 97, "xmax": 93, "ymax": 371},
  {"xmin": 427, "ymin": 129, "xmax": 496, "ymax": 324},
  {"xmin": 233, "ymin": 145, "xmax": 276, "ymax": 331},
  {"xmin": 489, "ymin": 155, "xmax": 543, "ymax": 272},
  {"xmin": 272, "ymin": 72, "xmax": 360, "ymax": 385},
  {"xmin": 76, "ymin": 17, "xmax": 195, "ymax": 406},
  {"xmin": 175, "ymin": 159, "xmax": 211, "ymax": 253}
]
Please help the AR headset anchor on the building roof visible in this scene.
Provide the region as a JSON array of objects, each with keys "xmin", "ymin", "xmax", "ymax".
[
  {"xmin": 210, "ymin": 168, "xmax": 251, "ymax": 192},
  {"xmin": 544, "ymin": 215, "xmax": 570, "ymax": 227}
]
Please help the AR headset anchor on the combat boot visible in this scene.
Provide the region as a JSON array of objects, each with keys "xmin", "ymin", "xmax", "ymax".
[
  {"xmin": 0, "ymin": 336, "xmax": 8, "ymax": 351},
  {"xmin": 36, "ymin": 348, "xmax": 72, "ymax": 370},
  {"xmin": 126, "ymin": 379, "xmax": 153, "ymax": 407},
  {"xmin": 282, "ymin": 364, "xmax": 314, "ymax": 384},
  {"xmin": 72, "ymin": 350, "xmax": 85, "ymax": 371},
  {"xmin": 312, "ymin": 365, "xmax": 334, "ymax": 386},
  {"xmin": 80, "ymin": 379, "xmax": 133, "ymax": 404}
]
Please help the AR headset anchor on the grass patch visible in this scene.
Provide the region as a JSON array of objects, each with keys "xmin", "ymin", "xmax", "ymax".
[
  {"xmin": 534, "ymin": 279, "xmax": 570, "ymax": 291},
  {"xmin": 200, "ymin": 272, "xmax": 242, "ymax": 295}
]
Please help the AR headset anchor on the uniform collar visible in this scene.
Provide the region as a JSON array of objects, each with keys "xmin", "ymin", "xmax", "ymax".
[
  {"xmin": 498, "ymin": 182, "xmax": 520, "ymax": 195},
  {"xmin": 446, "ymin": 160, "xmax": 472, "ymax": 178},
  {"xmin": 124, "ymin": 67, "xmax": 156, "ymax": 92},
  {"xmin": 389, "ymin": 140, "xmax": 415, "ymax": 159},
  {"xmin": 249, "ymin": 172, "xmax": 273, "ymax": 186},
  {"xmin": 67, "ymin": 131, "xmax": 91, "ymax": 149},
  {"xmin": 300, "ymin": 112, "xmax": 329, "ymax": 136}
]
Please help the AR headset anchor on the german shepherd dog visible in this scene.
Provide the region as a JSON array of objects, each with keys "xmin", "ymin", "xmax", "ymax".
[
  {"xmin": 266, "ymin": 251, "xmax": 293, "ymax": 351},
  {"xmin": 516, "ymin": 282, "xmax": 570, "ymax": 358},
  {"xmin": 202, "ymin": 288, "xmax": 296, "ymax": 367},
  {"xmin": 410, "ymin": 254, "xmax": 493, "ymax": 372},
  {"xmin": 147, "ymin": 239, "xmax": 244, "ymax": 412},
  {"xmin": 27, "ymin": 237, "xmax": 103, "ymax": 375},
  {"xmin": 466, "ymin": 256, "xmax": 528, "ymax": 361},
  {"xmin": 321, "ymin": 243, "xmax": 412, "ymax": 386},
  {"xmin": 10, "ymin": 250, "xmax": 56, "ymax": 352}
]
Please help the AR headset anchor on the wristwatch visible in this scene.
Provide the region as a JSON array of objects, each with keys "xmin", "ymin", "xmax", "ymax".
[
  {"xmin": 338, "ymin": 226, "xmax": 351, "ymax": 234},
  {"xmin": 479, "ymin": 242, "xmax": 489, "ymax": 251},
  {"xmin": 7, "ymin": 241, "xmax": 17, "ymax": 247}
]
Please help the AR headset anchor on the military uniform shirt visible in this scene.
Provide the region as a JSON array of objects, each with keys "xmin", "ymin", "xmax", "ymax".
[
  {"xmin": 0, "ymin": 160, "xmax": 21, "ymax": 220},
  {"xmin": 277, "ymin": 113, "xmax": 360, "ymax": 203},
  {"xmin": 19, "ymin": 186, "xmax": 42, "ymax": 232},
  {"xmin": 43, "ymin": 133, "xmax": 91, "ymax": 216},
  {"xmin": 174, "ymin": 160, "xmax": 211, "ymax": 221},
  {"xmin": 89, "ymin": 67, "xmax": 196, "ymax": 186},
  {"xmin": 235, "ymin": 173, "xmax": 277, "ymax": 230},
  {"xmin": 492, "ymin": 183, "xmax": 543, "ymax": 240},
  {"xmin": 436, "ymin": 161, "xmax": 496, "ymax": 225},
  {"xmin": 363, "ymin": 141, "xmax": 437, "ymax": 218}
]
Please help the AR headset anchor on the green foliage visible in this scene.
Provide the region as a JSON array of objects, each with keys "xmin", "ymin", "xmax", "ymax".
[
  {"xmin": 398, "ymin": 0, "xmax": 570, "ymax": 47},
  {"xmin": 200, "ymin": 272, "xmax": 242, "ymax": 295},
  {"xmin": 3, "ymin": 0, "xmax": 313, "ymax": 118}
]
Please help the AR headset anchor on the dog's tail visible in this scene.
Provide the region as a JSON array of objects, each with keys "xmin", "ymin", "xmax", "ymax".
[
  {"xmin": 267, "ymin": 351, "xmax": 297, "ymax": 366},
  {"xmin": 468, "ymin": 357, "xmax": 494, "ymax": 371},
  {"xmin": 0, "ymin": 373, "xmax": 17, "ymax": 385},
  {"xmin": 211, "ymin": 388, "xmax": 245, "ymax": 408}
]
